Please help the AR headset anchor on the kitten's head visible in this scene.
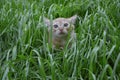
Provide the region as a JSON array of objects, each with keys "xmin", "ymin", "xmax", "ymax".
[{"xmin": 44, "ymin": 15, "xmax": 77, "ymax": 38}]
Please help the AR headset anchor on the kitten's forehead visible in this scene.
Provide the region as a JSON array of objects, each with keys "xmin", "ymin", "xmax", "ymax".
[{"xmin": 53, "ymin": 18, "xmax": 69, "ymax": 23}]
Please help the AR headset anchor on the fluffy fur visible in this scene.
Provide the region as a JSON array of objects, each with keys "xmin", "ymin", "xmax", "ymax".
[{"xmin": 44, "ymin": 15, "xmax": 77, "ymax": 49}]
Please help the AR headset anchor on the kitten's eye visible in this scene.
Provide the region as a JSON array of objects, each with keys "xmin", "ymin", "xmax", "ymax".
[
  {"xmin": 64, "ymin": 23, "xmax": 68, "ymax": 27},
  {"xmin": 53, "ymin": 24, "xmax": 58, "ymax": 28}
]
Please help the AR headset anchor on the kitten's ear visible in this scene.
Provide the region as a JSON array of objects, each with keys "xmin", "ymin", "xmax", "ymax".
[
  {"xmin": 43, "ymin": 17, "xmax": 50, "ymax": 27},
  {"xmin": 68, "ymin": 15, "xmax": 78, "ymax": 24}
]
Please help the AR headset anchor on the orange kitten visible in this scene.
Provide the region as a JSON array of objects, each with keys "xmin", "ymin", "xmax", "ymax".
[{"xmin": 44, "ymin": 15, "xmax": 77, "ymax": 49}]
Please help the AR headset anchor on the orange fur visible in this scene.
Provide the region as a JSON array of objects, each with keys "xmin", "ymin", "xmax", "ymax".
[{"xmin": 44, "ymin": 15, "xmax": 77, "ymax": 49}]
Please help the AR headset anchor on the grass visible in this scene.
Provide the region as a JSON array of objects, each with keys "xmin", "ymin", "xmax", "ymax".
[{"xmin": 0, "ymin": 0, "xmax": 120, "ymax": 79}]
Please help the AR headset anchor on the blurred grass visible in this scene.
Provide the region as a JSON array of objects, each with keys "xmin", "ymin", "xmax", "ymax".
[{"xmin": 0, "ymin": 0, "xmax": 120, "ymax": 80}]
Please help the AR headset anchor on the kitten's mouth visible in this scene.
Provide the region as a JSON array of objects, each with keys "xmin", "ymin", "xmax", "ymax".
[{"xmin": 59, "ymin": 31, "xmax": 65, "ymax": 35}]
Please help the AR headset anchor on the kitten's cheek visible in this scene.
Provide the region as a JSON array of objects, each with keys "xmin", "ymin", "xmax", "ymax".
[
  {"xmin": 53, "ymin": 29, "xmax": 56, "ymax": 32},
  {"xmin": 63, "ymin": 30, "xmax": 68, "ymax": 34},
  {"xmin": 56, "ymin": 30, "xmax": 59, "ymax": 33},
  {"xmin": 55, "ymin": 31, "xmax": 59, "ymax": 35}
]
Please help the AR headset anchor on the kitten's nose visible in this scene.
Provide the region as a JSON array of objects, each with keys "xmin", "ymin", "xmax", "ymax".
[{"xmin": 59, "ymin": 28, "xmax": 63, "ymax": 31}]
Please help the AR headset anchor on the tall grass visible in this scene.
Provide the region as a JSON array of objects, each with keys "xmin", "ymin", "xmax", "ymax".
[{"xmin": 0, "ymin": 0, "xmax": 120, "ymax": 79}]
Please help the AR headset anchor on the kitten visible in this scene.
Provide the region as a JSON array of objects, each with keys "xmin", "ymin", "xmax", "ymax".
[{"xmin": 44, "ymin": 15, "xmax": 77, "ymax": 49}]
